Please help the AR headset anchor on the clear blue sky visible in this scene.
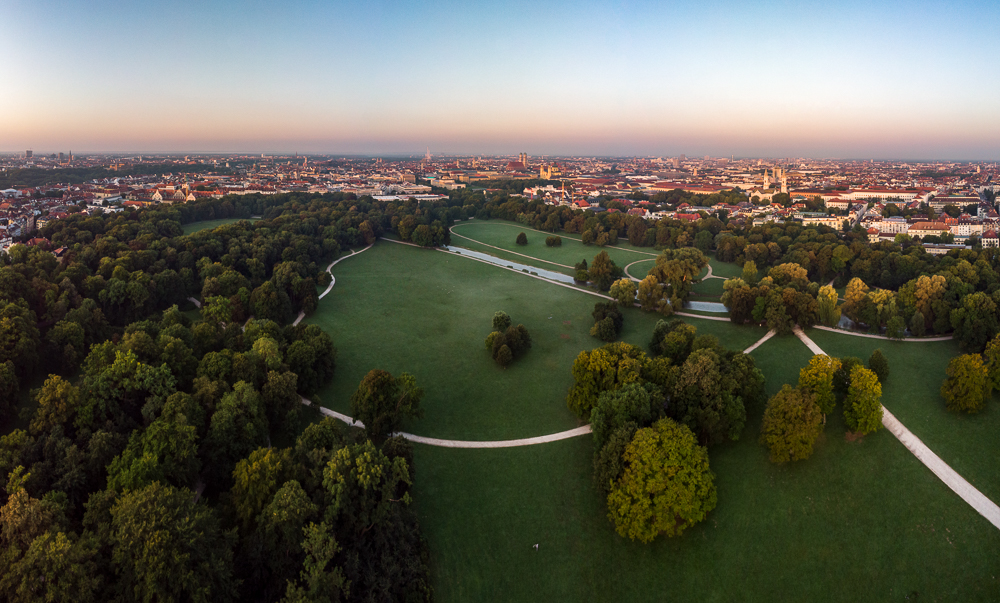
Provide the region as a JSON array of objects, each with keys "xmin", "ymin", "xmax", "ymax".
[{"xmin": 2, "ymin": 0, "xmax": 998, "ymax": 159}]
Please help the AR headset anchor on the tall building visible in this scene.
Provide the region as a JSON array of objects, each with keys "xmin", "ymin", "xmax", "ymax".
[
  {"xmin": 519, "ymin": 152, "xmax": 528, "ymax": 166},
  {"xmin": 25, "ymin": 150, "xmax": 32, "ymax": 158},
  {"xmin": 59, "ymin": 152, "xmax": 65, "ymax": 163}
]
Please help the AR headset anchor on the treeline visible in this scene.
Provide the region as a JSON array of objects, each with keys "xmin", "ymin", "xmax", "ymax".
[{"xmin": 0, "ymin": 163, "xmax": 232, "ymax": 189}]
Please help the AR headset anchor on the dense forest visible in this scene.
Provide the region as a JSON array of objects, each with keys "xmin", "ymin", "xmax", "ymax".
[{"xmin": 0, "ymin": 163, "xmax": 233, "ymax": 189}]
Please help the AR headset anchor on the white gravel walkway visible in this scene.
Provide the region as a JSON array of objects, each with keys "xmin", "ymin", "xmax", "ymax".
[
  {"xmin": 292, "ymin": 245, "xmax": 373, "ymax": 326},
  {"xmin": 792, "ymin": 326, "xmax": 1000, "ymax": 530},
  {"xmin": 811, "ymin": 325, "xmax": 954, "ymax": 343}
]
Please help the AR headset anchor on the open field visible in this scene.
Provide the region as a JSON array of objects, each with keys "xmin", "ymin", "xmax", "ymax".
[
  {"xmin": 708, "ymin": 254, "xmax": 744, "ymax": 279},
  {"xmin": 805, "ymin": 328, "xmax": 1000, "ymax": 503},
  {"xmin": 305, "ymin": 241, "xmax": 1000, "ymax": 602},
  {"xmin": 450, "ymin": 220, "xmax": 658, "ymax": 275},
  {"xmin": 413, "ymin": 350, "xmax": 1000, "ymax": 601},
  {"xmin": 304, "ymin": 241, "xmax": 758, "ymax": 440},
  {"xmin": 181, "ymin": 216, "xmax": 259, "ymax": 234}
]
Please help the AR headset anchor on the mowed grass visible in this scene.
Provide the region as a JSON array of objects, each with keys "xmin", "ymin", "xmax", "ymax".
[
  {"xmin": 305, "ymin": 241, "xmax": 765, "ymax": 440},
  {"xmin": 305, "ymin": 246, "xmax": 1000, "ymax": 601},
  {"xmin": 450, "ymin": 220, "xmax": 659, "ymax": 275},
  {"xmin": 412, "ymin": 333, "xmax": 1000, "ymax": 601},
  {"xmin": 708, "ymin": 253, "xmax": 744, "ymax": 279},
  {"xmin": 805, "ymin": 328, "xmax": 1000, "ymax": 504},
  {"xmin": 181, "ymin": 217, "xmax": 259, "ymax": 235},
  {"xmin": 690, "ymin": 275, "xmax": 726, "ymax": 298}
]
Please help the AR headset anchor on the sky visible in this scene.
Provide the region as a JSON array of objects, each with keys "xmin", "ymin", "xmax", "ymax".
[{"xmin": 1, "ymin": 0, "xmax": 998, "ymax": 159}]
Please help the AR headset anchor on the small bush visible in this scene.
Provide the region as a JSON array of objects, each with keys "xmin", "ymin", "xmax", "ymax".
[
  {"xmin": 867, "ymin": 349, "xmax": 889, "ymax": 383},
  {"xmin": 545, "ymin": 236, "xmax": 562, "ymax": 247},
  {"xmin": 516, "ymin": 232, "xmax": 528, "ymax": 245}
]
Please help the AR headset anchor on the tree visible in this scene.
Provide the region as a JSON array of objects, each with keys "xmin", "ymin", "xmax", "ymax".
[
  {"xmin": 909, "ymin": 311, "xmax": 926, "ymax": 337},
  {"xmin": 950, "ymin": 291, "xmax": 1000, "ymax": 352},
  {"xmin": 0, "ymin": 530, "xmax": 102, "ymax": 603},
  {"xmin": 844, "ymin": 365, "xmax": 883, "ymax": 434},
  {"xmin": 670, "ymin": 348, "xmax": 746, "ymax": 444},
  {"xmin": 349, "ymin": 369, "xmax": 424, "ymax": 442},
  {"xmin": 984, "ymin": 334, "xmax": 1000, "ymax": 390},
  {"xmin": 110, "ymin": 482, "xmax": 237, "ymax": 603},
  {"xmin": 885, "ymin": 315, "xmax": 906, "ymax": 340},
  {"xmin": 798, "ymin": 355, "xmax": 841, "ymax": 415},
  {"xmin": 940, "ymin": 354, "xmax": 992, "ymax": 413},
  {"xmin": 589, "ymin": 383, "xmax": 655, "ymax": 452},
  {"xmin": 867, "ymin": 349, "xmax": 889, "ymax": 383},
  {"xmin": 817, "ymin": 285, "xmax": 841, "ymax": 327},
  {"xmin": 204, "ymin": 381, "xmax": 269, "ymax": 488},
  {"xmin": 492, "ymin": 311, "xmax": 511, "ymax": 332},
  {"xmin": 608, "ymin": 278, "xmax": 637, "ymax": 307},
  {"xmin": 606, "ymin": 418, "xmax": 716, "ymax": 542},
  {"xmin": 741, "ymin": 260, "xmax": 758, "ymax": 285},
  {"xmin": 280, "ymin": 522, "xmax": 348, "ymax": 603},
  {"xmin": 759, "ymin": 385, "xmax": 823, "ymax": 464},
  {"xmin": 590, "ymin": 301, "xmax": 624, "ymax": 342},
  {"xmin": 589, "ymin": 251, "xmax": 618, "ymax": 291},
  {"xmin": 515, "ymin": 232, "xmax": 528, "ymax": 246},
  {"xmin": 566, "ymin": 342, "xmax": 648, "ymax": 420},
  {"xmin": 545, "ymin": 236, "xmax": 562, "ymax": 247}
]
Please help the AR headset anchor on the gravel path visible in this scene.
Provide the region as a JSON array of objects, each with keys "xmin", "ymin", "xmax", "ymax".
[
  {"xmin": 792, "ymin": 326, "xmax": 1000, "ymax": 530},
  {"xmin": 811, "ymin": 325, "xmax": 954, "ymax": 343}
]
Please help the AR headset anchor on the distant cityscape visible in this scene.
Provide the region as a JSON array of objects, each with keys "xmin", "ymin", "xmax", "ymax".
[{"xmin": 2, "ymin": 150, "xmax": 998, "ymax": 254}]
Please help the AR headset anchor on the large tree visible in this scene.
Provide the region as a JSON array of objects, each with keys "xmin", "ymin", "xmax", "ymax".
[
  {"xmin": 940, "ymin": 354, "xmax": 992, "ymax": 413},
  {"xmin": 844, "ymin": 365, "xmax": 883, "ymax": 434},
  {"xmin": 759, "ymin": 385, "xmax": 823, "ymax": 464},
  {"xmin": 606, "ymin": 418, "xmax": 717, "ymax": 542},
  {"xmin": 798, "ymin": 355, "xmax": 841, "ymax": 415},
  {"xmin": 349, "ymin": 369, "xmax": 424, "ymax": 442},
  {"xmin": 110, "ymin": 482, "xmax": 237, "ymax": 603}
]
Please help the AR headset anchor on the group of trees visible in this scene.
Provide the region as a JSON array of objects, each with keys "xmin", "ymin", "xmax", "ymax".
[
  {"xmin": 568, "ymin": 320, "xmax": 765, "ymax": 542},
  {"xmin": 635, "ymin": 248, "xmax": 708, "ymax": 315},
  {"xmin": 722, "ymin": 262, "xmax": 819, "ymax": 333},
  {"xmin": 484, "ymin": 311, "xmax": 532, "ymax": 368},
  {"xmin": 760, "ymin": 351, "xmax": 886, "ymax": 463},
  {"xmin": 940, "ymin": 332, "xmax": 1000, "ymax": 413},
  {"xmin": 590, "ymin": 301, "xmax": 624, "ymax": 342}
]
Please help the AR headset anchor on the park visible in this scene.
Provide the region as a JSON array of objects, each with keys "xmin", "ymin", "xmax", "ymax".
[{"xmin": 299, "ymin": 219, "xmax": 1000, "ymax": 602}]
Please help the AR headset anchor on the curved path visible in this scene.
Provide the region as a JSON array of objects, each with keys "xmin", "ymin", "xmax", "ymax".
[
  {"xmin": 623, "ymin": 258, "xmax": 656, "ymax": 282},
  {"xmin": 792, "ymin": 327, "xmax": 1000, "ymax": 530},
  {"xmin": 292, "ymin": 245, "xmax": 373, "ymax": 326},
  {"xmin": 811, "ymin": 324, "xmax": 953, "ymax": 343}
]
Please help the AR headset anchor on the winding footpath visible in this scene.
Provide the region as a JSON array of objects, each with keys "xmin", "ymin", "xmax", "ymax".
[
  {"xmin": 792, "ymin": 327, "xmax": 1000, "ymax": 530},
  {"xmin": 811, "ymin": 324, "xmax": 953, "ymax": 342},
  {"xmin": 291, "ymin": 245, "xmax": 373, "ymax": 326}
]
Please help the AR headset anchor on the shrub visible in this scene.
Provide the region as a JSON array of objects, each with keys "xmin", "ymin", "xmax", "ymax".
[
  {"xmin": 515, "ymin": 232, "xmax": 528, "ymax": 245},
  {"xmin": 545, "ymin": 236, "xmax": 562, "ymax": 247},
  {"xmin": 867, "ymin": 349, "xmax": 889, "ymax": 383},
  {"xmin": 940, "ymin": 354, "xmax": 992, "ymax": 413}
]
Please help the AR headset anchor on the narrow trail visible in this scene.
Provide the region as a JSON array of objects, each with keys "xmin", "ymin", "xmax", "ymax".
[
  {"xmin": 792, "ymin": 327, "xmax": 1000, "ymax": 530},
  {"xmin": 292, "ymin": 245, "xmax": 373, "ymax": 326},
  {"xmin": 623, "ymin": 258, "xmax": 656, "ymax": 282},
  {"xmin": 187, "ymin": 297, "xmax": 201, "ymax": 308}
]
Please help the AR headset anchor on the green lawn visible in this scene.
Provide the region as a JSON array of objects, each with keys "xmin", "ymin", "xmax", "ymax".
[
  {"xmin": 303, "ymin": 241, "xmax": 759, "ymax": 440},
  {"xmin": 413, "ymin": 371, "xmax": 1000, "ymax": 601},
  {"xmin": 181, "ymin": 217, "xmax": 259, "ymax": 235},
  {"xmin": 450, "ymin": 220, "xmax": 659, "ymax": 276},
  {"xmin": 690, "ymin": 276, "xmax": 726, "ymax": 298},
  {"xmin": 804, "ymin": 329, "xmax": 1000, "ymax": 503},
  {"xmin": 708, "ymin": 254, "xmax": 744, "ymax": 279},
  {"xmin": 304, "ymin": 242, "xmax": 1000, "ymax": 601}
]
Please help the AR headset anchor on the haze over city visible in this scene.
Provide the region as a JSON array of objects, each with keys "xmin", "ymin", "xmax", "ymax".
[{"xmin": 3, "ymin": 0, "xmax": 998, "ymax": 159}]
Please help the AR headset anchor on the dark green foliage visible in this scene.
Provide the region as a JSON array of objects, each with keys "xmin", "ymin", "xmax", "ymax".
[
  {"xmin": 867, "ymin": 349, "xmax": 889, "ymax": 383},
  {"xmin": 515, "ymin": 232, "xmax": 528, "ymax": 245},
  {"xmin": 545, "ymin": 235, "xmax": 562, "ymax": 247},
  {"xmin": 834, "ymin": 356, "xmax": 863, "ymax": 398},
  {"xmin": 485, "ymin": 313, "xmax": 532, "ymax": 367},
  {"xmin": 349, "ymin": 369, "xmax": 424, "ymax": 442},
  {"xmin": 590, "ymin": 301, "xmax": 624, "ymax": 342}
]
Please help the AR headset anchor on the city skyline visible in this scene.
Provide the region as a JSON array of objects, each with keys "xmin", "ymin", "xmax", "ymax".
[{"xmin": 3, "ymin": 0, "xmax": 999, "ymax": 159}]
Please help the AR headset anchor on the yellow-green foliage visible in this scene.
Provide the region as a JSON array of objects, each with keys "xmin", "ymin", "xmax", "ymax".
[
  {"xmin": 759, "ymin": 385, "xmax": 823, "ymax": 464},
  {"xmin": 940, "ymin": 354, "xmax": 992, "ymax": 413},
  {"xmin": 844, "ymin": 365, "xmax": 883, "ymax": 434},
  {"xmin": 606, "ymin": 418, "xmax": 716, "ymax": 542},
  {"xmin": 566, "ymin": 342, "xmax": 647, "ymax": 420},
  {"xmin": 797, "ymin": 355, "xmax": 841, "ymax": 415}
]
